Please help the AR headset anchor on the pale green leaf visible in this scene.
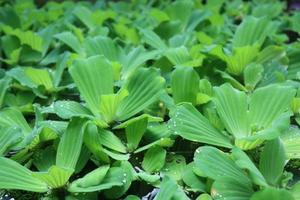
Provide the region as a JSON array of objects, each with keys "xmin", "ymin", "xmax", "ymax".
[
  {"xmin": 213, "ymin": 84, "xmax": 249, "ymax": 138},
  {"xmin": 233, "ymin": 16, "xmax": 271, "ymax": 47},
  {"xmin": 250, "ymin": 187, "xmax": 294, "ymax": 200},
  {"xmin": 125, "ymin": 115, "xmax": 148, "ymax": 151},
  {"xmin": 69, "ymin": 55, "xmax": 114, "ymax": 116},
  {"xmin": 140, "ymin": 29, "xmax": 167, "ymax": 50},
  {"xmin": 231, "ymin": 148, "xmax": 267, "ymax": 186},
  {"xmin": 244, "ymin": 63, "xmax": 264, "ymax": 90},
  {"xmin": 0, "ymin": 76, "xmax": 11, "ymax": 107},
  {"xmin": 8, "ymin": 67, "xmax": 54, "ymax": 90},
  {"xmin": 182, "ymin": 163, "xmax": 206, "ymax": 192},
  {"xmin": 259, "ymin": 139, "xmax": 286, "ymax": 186},
  {"xmin": 73, "ymin": 6, "xmax": 96, "ymax": 30},
  {"xmin": 56, "ymin": 118, "xmax": 88, "ymax": 170},
  {"xmin": 116, "ymin": 68, "xmax": 165, "ymax": 121},
  {"xmin": 1, "ymin": 25, "xmax": 43, "ymax": 52},
  {"xmin": 99, "ymin": 89, "xmax": 128, "ymax": 123},
  {"xmin": 121, "ymin": 47, "xmax": 160, "ymax": 79},
  {"xmin": 53, "ymin": 100, "xmax": 93, "ymax": 119},
  {"xmin": 154, "ymin": 176, "xmax": 189, "ymax": 200},
  {"xmin": 211, "ymin": 177, "xmax": 254, "ymax": 200},
  {"xmin": 194, "ymin": 146, "xmax": 251, "ymax": 185},
  {"xmin": 70, "ymin": 165, "xmax": 109, "ymax": 188},
  {"xmin": 0, "ymin": 126, "xmax": 23, "ymax": 155},
  {"xmin": 32, "ymin": 165, "xmax": 73, "ymax": 189},
  {"xmin": 0, "ymin": 157, "xmax": 48, "ymax": 192},
  {"xmin": 249, "ymin": 84, "xmax": 295, "ymax": 128},
  {"xmin": 68, "ymin": 166, "xmax": 125, "ymax": 193},
  {"xmin": 99, "ymin": 128, "xmax": 127, "ymax": 153},
  {"xmin": 169, "ymin": 103, "xmax": 232, "ymax": 148},
  {"xmin": 83, "ymin": 123, "xmax": 110, "ymax": 163},
  {"xmin": 280, "ymin": 127, "xmax": 300, "ymax": 159},
  {"xmin": 165, "ymin": 46, "xmax": 191, "ymax": 66},
  {"xmin": 161, "ymin": 154, "xmax": 186, "ymax": 181},
  {"xmin": 142, "ymin": 146, "xmax": 166, "ymax": 173},
  {"xmin": 55, "ymin": 32, "xmax": 82, "ymax": 54},
  {"xmin": 171, "ymin": 66, "xmax": 199, "ymax": 104},
  {"xmin": 84, "ymin": 36, "xmax": 119, "ymax": 61}
]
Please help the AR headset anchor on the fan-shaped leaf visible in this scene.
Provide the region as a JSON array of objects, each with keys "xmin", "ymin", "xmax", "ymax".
[
  {"xmin": 0, "ymin": 157, "xmax": 48, "ymax": 192},
  {"xmin": 116, "ymin": 68, "xmax": 165, "ymax": 121},
  {"xmin": 194, "ymin": 146, "xmax": 251, "ymax": 185},
  {"xmin": 171, "ymin": 66, "xmax": 199, "ymax": 104},
  {"xmin": 69, "ymin": 55, "xmax": 114, "ymax": 116},
  {"xmin": 169, "ymin": 103, "xmax": 232, "ymax": 148}
]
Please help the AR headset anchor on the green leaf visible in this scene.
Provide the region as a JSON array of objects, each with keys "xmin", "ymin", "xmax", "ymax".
[
  {"xmin": 69, "ymin": 55, "xmax": 114, "ymax": 116},
  {"xmin": 243, "ymin": 63, "xmax": 264, "ymax": 90},
  {"xmin": 161, "ymin": 154, "xmax": 186, "ymax": 181},
  {"xmin": 32, "ymin": 165, "xmax": 73, "ymax": 189},
  {"xmin": 99, "ymin": 89, "xmax": 128, "ymax": 123},
  {"xmin": 233, "ymin": 16, "xmax": 271, "ymax": 47},
  {"xmin": 0, "ymin": 76, "xmax": 11, "ymax": 107},
  {"xmin": 194, "ymin": 146, "xmax": 251, "ymax": 185},
  {"xmin": 182, "ymin": 163, "xmax": 206, "ymax": 192},
  {"xmin": 125, "ymin": 115, "xmax": 148, "ymax": 151},
  {"xmin": 250, "ymin": 187, "xmax": 294, "ymax": 200},
  {"xmin": 56, "ymin": 118, "xmax": 88, "ymax": 170},
  {"xmin": 116, "ymin": 68, "xmax": 165, "ymax": 121},
  {"xmin": 134, "ymin": 138, "xmax": 174, "ymax": 154},
  {"xmin": 171, "ymin": 66, "xmax": 199, "ymax": 104},
  {"xmin": 213, "ymin": 84, "xmax": 296, "ymax": 149},
  {"xmin": 53, "ymin": 52, "xmax": 70, "ymax": 87},
  {"xmin": 213, "ymin": 84, "xmax": 249, "ymax": 138},
  {"xmin": 69, "ymin": 165, "xmax": 109, "ymax": 188},
  {"xmin": 54, "ymin": 32, "xmax": 82, "ymax": 54},
  {"xmin": 169, "ymin": 103, "xmax": 232, "ymax": 148},
  {"xmin": 53, "ymin": 100, "xmax": 93, "ymax": 119},
  {"xmin": 211, "ymin": 177, "xmax": 254, "ymax": 200},
  {"xmin": 140, "ymin": 29, "xmax": 167, "ymax": 50},
  {"xmin": 121, "ymin": 47, "xmax": 160, "ymax": 79},
  {"xmin": 216, "ymin": 45, "xmax": 260, "ymax": 75},
  {"xmin": 99, "ymin": 129, "xmax": 127, "ymax": 153},
  {"xmin": 0, "ymin": 126, "xmax": 23, "ymax": 155},
  {"xmin": 280, "ymin": 127, "xmax": 300, "ymax": 159},
  {"xmin": 154, "ymin": 176, "xmax": 189, "ymax": 200},
  {"xmin": 83, "ymin": 123, "xmax": 110, "ymax": 163},
  {"xmin": 8, "ymin": 67, "xmax": 54, "ymax": 91},
  {"xmin": 68, "ymin": 166, "xmax": 125, "ymax": 193},
  {"xmin": 0, "ymin": 107, "xmax": 32, "ymax": 148},
  {"xmin": 33, "ymin": 146, "xmax": 56, "ymax": 171},
  {"xmin": 165, "ymin": 46, "xmax": 191, "ymax": 66},
  {"xmin": 142, "ymin": 146, "xmax": 166, "ymax": 173},
  {"xmin": 256, "ymin": 45, "xmax": 286, "ymax": 65},
  {"xmin": 102, "ymin": 148, "xmax": 130, "ymax": 161},
  {"xmin": 1, "ymin": 25, "xmax": 44, "ymax": 52},
  {"xmin": 259, "ymin": 139, "xmax": 286, "ymax": 186},
  {"xmin": 249, "ymin": 84, "xmax": 295, "ymax": 128},
  {"xmin": 84, "ymin": 36, "xmax": 119, "ymax": 61},
  {"xmin": 291, "ymin": 181, "xmax": 300, "ymax": 200},
  {"xmin": 73, "ymin": 6, "xmax": 96, "ymax": 30},
  {"xmin": 104, "ymin": 161, "xmax": 135, "ymax": 199},
  {"xmin": 231, "ymin": 148, "xmax": 267, "ymax": 186},
  {"xmin": 0, "ymin": 157, "xmax": 48, "ymax": 192}
]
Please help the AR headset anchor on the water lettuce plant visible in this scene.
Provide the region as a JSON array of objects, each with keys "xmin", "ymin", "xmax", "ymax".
[{"xmin": 0, "ymin": 0, "xmax": 300, "ymax": 199}]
